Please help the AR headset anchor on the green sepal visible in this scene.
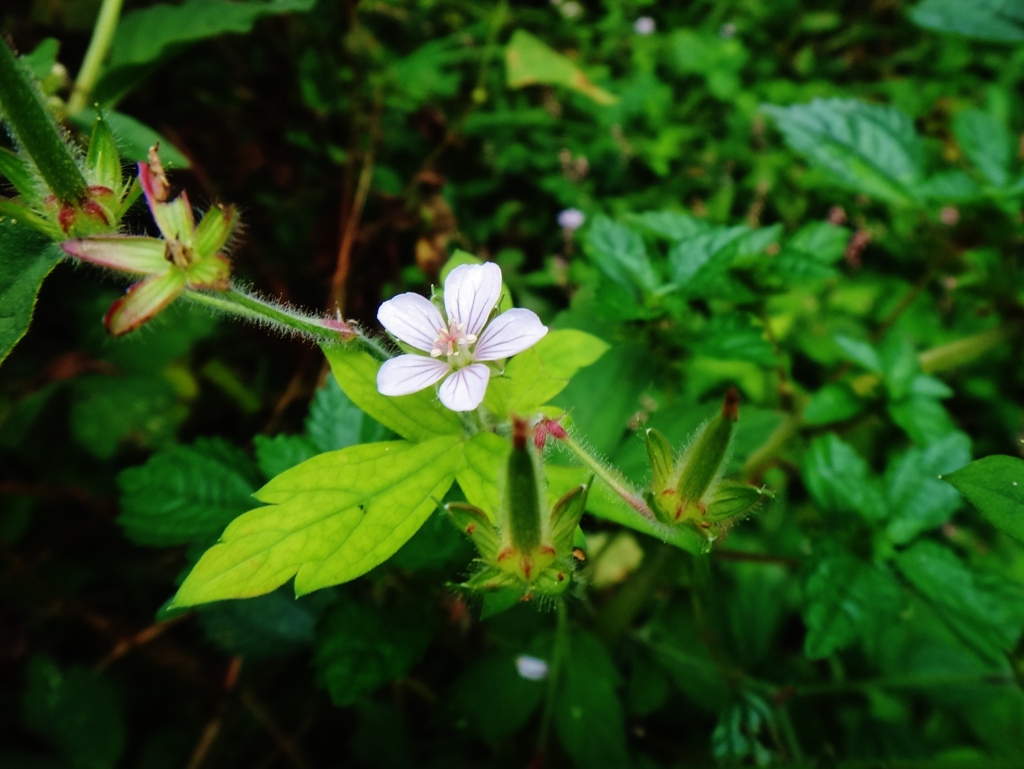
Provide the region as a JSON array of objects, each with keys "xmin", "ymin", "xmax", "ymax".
[
  {"xmin": 671, "ymin": 391, "xmax": 738, "ymax": 512},
  {"xmin": 550, "ymin": 483, "xmax": 588, "ymax": 555},
  {"xmin": 446, "ymin": 502, "xmax": 501, "ymax": 561},
  {"xmin": 531, "ymin": 566, "xmax": 573, "ymax": 596},
  {"xmin": 705, "ymin": 480, "xmax": 772, "ymax": 524},
  {"xmin": 86, "ymin": 115, "xmax": 122, "ymax": 192},
  {"xmin": 0, "ymin": 146, "xmax": 40, "ymax": 202},
  {"xmin": 645, "ymin": 428, "xmax": 674, "ymax": 494},
  {"xmin": 505, "ymin": 432, "xmax": 545, "ymax": 553},
  {"xmin": 462, "ymin": 565, "xmax": 519, "ymax": 592},
  {"xmin": 0, "ymin": 198, "xmax": 60, "ymax": 238},
  {"xmin": 193, "ymin": 203, "xmax": 236, "ymax": 258}
]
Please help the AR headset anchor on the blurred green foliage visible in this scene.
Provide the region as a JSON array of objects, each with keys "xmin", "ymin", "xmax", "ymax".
[{"xmin": 3, "ymin": 0, "xmax": 1024, "ymax": 767}]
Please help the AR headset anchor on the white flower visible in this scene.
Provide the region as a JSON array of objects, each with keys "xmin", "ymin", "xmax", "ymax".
[
  {"xmin": 634, "ymin": 16, "xmax": 656, "ymax": 35},
  {"xmin": 515, "ymin": 654, "xmax": 550, "ymax": 680},
  {"xmin": 557, "ymin": 208, "xmax": 585, "ymax": 231},
  {"xmin": 376, "ymin": 263, "xmax": 548, "ymax": 412},
  {"xmin": 560, "ymin": 1, "xmax": 582, "ymax": 18}
]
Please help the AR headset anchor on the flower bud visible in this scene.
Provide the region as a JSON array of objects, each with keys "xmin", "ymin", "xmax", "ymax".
[{"xmin": 646, "ymin": 388, "xmax": 767, "ymax": 536}]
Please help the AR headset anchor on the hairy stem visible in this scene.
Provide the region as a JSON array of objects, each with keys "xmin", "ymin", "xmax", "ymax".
[
  {"xmin": 560, "ymin": 433, "xmax": 657, "ymax": 523},
  {"xmin": 0, "ymin": 40, "xmax": 88, "ymax": 203},
  {"xmin": 67, "ymin": 0, "xmax": 125, "ymax": 115}
]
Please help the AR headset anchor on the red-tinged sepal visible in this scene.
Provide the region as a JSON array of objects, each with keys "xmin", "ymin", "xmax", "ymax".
[
  {"xmin": 104, "ymin": 270, "xmax": 186, "ymax": 336},
  {"xmin": 185, "ymin": 255, "xmax": 231, "ymax": 290},
  {"xmin": 61, "ymin": 235, "xmax": 169, "ymax": 274},
  {"xmin": 85, "ymin": 116, "xmax": 122, "ymax": 192},
  {"xmin": 446, "ymin": 503, "xmax": 500, "ymax": 561},
  {"xmin": 193, "ymin": 204, "xmax": 236, "ymax": 259}
]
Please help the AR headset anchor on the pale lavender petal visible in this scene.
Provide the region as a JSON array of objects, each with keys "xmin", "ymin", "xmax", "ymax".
[
  {"xmin": 377, "ymin": 355, "xmax": 450, "ymax": 396},
  {"xmin": 515, "ymin": 655, "xmax": 550, "ymax": 681},
  {"xmin": 472, "ymin": 309, "xmax": 548, "ymax": 361},
  {"xmin": 438, "ymin": 364, "xmax": 490, "ymax": 411},
  {"xmin": 444, "ymin": 262, "xmax": 502, "ymax": 338},
  {"xmin": 377, "ymin": 293, "xmax": 445, "ymax": 352}
]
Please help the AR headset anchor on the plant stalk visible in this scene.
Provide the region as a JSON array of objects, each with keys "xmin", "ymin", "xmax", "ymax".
[
  {"xmin": 560, "ymin": 432, "xmax": 658, "ymax": 523},
  {"xmin": 67, "ymin": 0, "xmax": 125, "ymax": 116}
]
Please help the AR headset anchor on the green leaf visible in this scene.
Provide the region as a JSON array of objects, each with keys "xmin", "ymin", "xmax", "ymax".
[
  {"xmin": 887, "ymin": 395, "xmax": 957, "ymax": 445},
  {"xmin": 105, "ymin": 0, "xmax": 317, "ymax": 72},
  {"xmin": 306, "ymin": 373, "xmax": 386, "ymax": 452},
  {"xmin": 314, "ymin": 594, "xmax": 434, "ymax": 707},
  {"xmin": 70, "ymin": 108, "xmax": 191, "ymax": 168},
  {"xmin": 803, "ymin": 383, "xmax": 864, "ymax": 426},
  {"xmin": 455, "ymin": 431, "xmax": 508, "ymax": 521},
  {"xmin": 450, "ymin": 651, "xmax": 545, "ymax": 744},
  {"xmin": 692, "ymin": 314, "xmax": 775, "ymax": 366},
  {"xmin": 505, "ymin": 30, "xmax": 617, "ymax": 105},
  {"xmin": 668, "ymin": 226, "xmax": 749, "ymax": 292},
  {"xmin": 914, "ymin": 170, "xmax": 984, "ymax": 202},
  {"xmin": 774, "ymin": 221, "xmax": 850, "ymax": 280},
  {"xmin": 323, "ymin": 345, "xmax": 462, "ymax": 443},
  {"xmin": 896, "ymin": 541, "xmax": 1024, "ymax": 662},
  {"xmin": 118, "ymin": 438, "xmax": 261, "ymax": 547},
  {"xmin": 802, "ymin": 434, "xmax": 886, "ymax": 521},
  {"xmin": 585, "ymin": 216, "xmax": 659, "ymax": 293},
  {"xmin": 884, "ymin": 431, "xmax": 971, "ymax": 544},
  {"xmin": 171, "ymin": 436, "xmax": 463, "ymax": 605},
  {"xmin": 879, "ymin": 334, "xmax": 921, "ymax": 401},
  {"xmin": 910, "ymin": 0, "xmax": 1024, "ymax": 42},
  {"xmin": 22, "ymin": 656, "xmax": 125, "ymax": 769},
  {"xmin": 834, "ymin": 334, "xmax": 882, "ymax": 372},
  {"xmin": 483, "ymin": 329, "xmax": 609, "ymax": 416},
  {"xmin": 803, "ymin": 555, "xmax": 904, "ymax": 659},
  {"xmin": 763, "ymin": 98, "xmax": 925, "ymax": 204},
  {"xmin": 196, "ymin": 587, "xmax": 326, "ymax": 658},
  {"xmin": 627, "ymin": 210, "xmax": 709, "ymax": 241},
  {"xmin": 943, "ymin": 454, "xmax": 1024, "ymax": 544},
  {"xmin": 0, "ymin": 221, "xmax": 59, "ymax": 368},
  {"xmin": 954, "ymin": 109, "xmax": 1013, "ymax": 188},
  {"xmin": 555, "ymin": 631, "xmax": 629, "ymax": 769},
  {"xmin": 253, "ymin": 434, "xmax": 318, "ymax": 479}
]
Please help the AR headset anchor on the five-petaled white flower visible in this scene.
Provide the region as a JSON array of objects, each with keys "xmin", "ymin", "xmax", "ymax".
[{"xmin": 376, "ymin": 263, "xmax": 548, "ymax": 412}]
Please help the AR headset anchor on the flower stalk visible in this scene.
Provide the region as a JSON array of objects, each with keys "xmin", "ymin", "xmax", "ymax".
[{"xmin": 67, "ymin": 0, "xmax": 125, "ymax": 116}]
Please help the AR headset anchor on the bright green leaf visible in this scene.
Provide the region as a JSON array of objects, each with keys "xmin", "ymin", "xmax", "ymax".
[
  {"xmin": 505, "ymin": 30, "xmax": 617, "ymax": 105},
  {"xmin": 323, "ymin": 345, "xmax": 462, "ymax": 443},
  {"xmin": 585, "ymin": 216, "xmax": 659, "ymax": 293},
  {"xmin": 484, "ymin": 329, "xmax": 609, "ymax": 417},
  {"xmin": 171, "ymin": 436, "xmax": 463, "ymax": 605}
]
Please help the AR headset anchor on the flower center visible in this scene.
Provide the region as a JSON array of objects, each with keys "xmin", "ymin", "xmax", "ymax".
[{"xmin": 431, "ymin": 321, "xmax": 477, "ymax": 360}]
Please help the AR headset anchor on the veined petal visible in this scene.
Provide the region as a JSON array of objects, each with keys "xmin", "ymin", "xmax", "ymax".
[
  {"xmin": 473, "ymin": 309, "xmax": 548, "ymax": 361},
  {"xmin": 444, "ymin": 262, "xmax": 502, "ymax": 338},
  {"xmin": 377, "ymin": 354, "xmax": 451, "ymax": 396},
  {"xmin": 193, "ymin": 204, "xmax": 236, "ymax": 259},
  {"xmin": 61, "ymin": 236, "xmax": 169, "ymax": 275},
  {"xmin": 438, "ymin": 363, "xmax": 490, "ymax": 411},
  {"xmin": 378, "ymin": 292, "xmax": 445, "ymax": 352},
  {"xmin": 104, "ymin": 271, "xmax": 186, "ymax": 336}
]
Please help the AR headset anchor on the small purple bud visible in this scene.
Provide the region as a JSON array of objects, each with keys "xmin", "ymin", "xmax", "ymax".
[
  {"xmin": 634, "ymin": 17, "xmax": 656, "ymax": 35},
  {"xmin": 557, "ymin": 208, "xmax": 585, "ymax": 231},
  {"xmin": 515, "ymin": 655, "xmax": 550, "ymax": 680}
]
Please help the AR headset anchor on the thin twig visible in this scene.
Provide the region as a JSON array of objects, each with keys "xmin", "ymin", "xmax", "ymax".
[
  {"xmin": 185, "ymin": 657, "xmax": 243, "ymax": 769},
  {"xmin": 95, "ymin": 613, "xmax": 192, "ymax": 671}
]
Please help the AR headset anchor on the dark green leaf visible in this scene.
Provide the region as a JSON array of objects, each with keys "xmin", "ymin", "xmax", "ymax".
[
  {"xmin": 803, "ymin": 555, "xmax": 904, "ymax": 658},
  {"xmin": 802, "ymin": 434, "xmax": 886, "ymax": 521},
  {"xmin": 954, "ymin": 110, "xmax": 1013, "ymax": 187},
  {"xmin": 22, "ymin": 656, "xmax": 125, "ymax": 769},
  {"xmin": 887, "ymin": 395, "xmax": 957, "ymax": 445},
  {"xmin": 449, "ymin": 651, "xmax": 545, "ymax": 743},
  {"xmin": 943, "ymin": 454, "xmax": 1024, "ymax": 544},
  {"xmin": 314, "ymin": 594, "xmax": 433, "ymax": 707},
  {"xmin": 0, "ymin": 221, "xmax": 59, "ymax": 368},
  {"xmin": 668, "ymin": 225, "xmax": 749, "ymax": 292},
  {"xmin": 555, "ymin": 631, "xmax": 628, "ymax": 769},
  {"xmin": 306, "ymin": 373, "xmax": 385, "ymax": 453},
  {"xmin": 803, "ymin": 383, "xmax": 864, "ymax": 425},
  {"xmin": 585, "ymin": 216, "xmax": 659, "ymax": 293},
  {"xmin": 196, "ymin": 587, "xmax": 327, "ymax": 658},
  {"xmin": 118, "ymin": 438, "xmax": 261, "ymax": 547},
  {"xmin": 253, "ymin": 434, "xmax": 318, "ymax": 479}
]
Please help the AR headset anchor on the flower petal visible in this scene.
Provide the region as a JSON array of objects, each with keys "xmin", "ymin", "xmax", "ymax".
[
  {"xmin": 472, "ymin": 309, "xmax": 548, "ymax": 361},
  {"xmin": 61, "ymin": 236, "xmax": 169, "ymax": 275},
  {"xmin": 377, "ymin": 354, "xmax": 451, "ymax": 396},
  {"xmin": 444, "ymin": 262, "xmax": 502, "ymax": 338},
  {"xmin": 377, "ymin": 292, "xmax": 445, "ymax": 352},
  {"xmin": 438, "ymin": 363, "xmax": 490, "ymax": 411},
  {"xmin": 104, "ymin": 271, "xmax": 186, "ymax": 336}
]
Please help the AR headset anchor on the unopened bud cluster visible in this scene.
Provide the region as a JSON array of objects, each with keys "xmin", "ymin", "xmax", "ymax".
[
  {"xmin": 644, "ymin": 388, "xmax": 769, "ymax": 540},
  {"xmin": 447, "ymin": 417, "xmax": 588, "ymax": 600}
]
